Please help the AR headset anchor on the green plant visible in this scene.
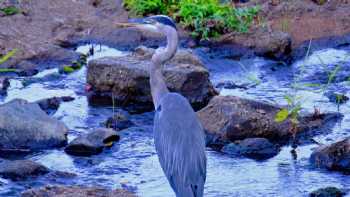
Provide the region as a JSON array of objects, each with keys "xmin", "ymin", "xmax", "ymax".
[
  {"xmin": 123, "ymin": 0, "xmax": 260, "ymax": 40},
  {"xmin": 62, "ymin": 66, "xmax": 75, "ymax": 73},
  {"xmin": 0, "ymin": 49, "xmax": 17, "ymax": 64},
  {"xmin": 0, "ymin": 6, "xmax": 20, "ymax": 16},
  {"xmin": 124, "ymin": 0, "xmax": 170, "ymax": 16},
  {"xmin": 0, "ymin": 68, "xmax": 17, "ymax": 73}
]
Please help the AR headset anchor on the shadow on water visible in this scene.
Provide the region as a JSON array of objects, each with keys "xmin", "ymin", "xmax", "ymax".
[{"xmin": 0, "ymin": 44, "xmax": 350, "ymax": 196}]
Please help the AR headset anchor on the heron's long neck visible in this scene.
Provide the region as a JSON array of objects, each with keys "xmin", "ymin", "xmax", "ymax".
[{"xmin": 150, "ymin": 28, "xmax": 178, "ymax": 109}]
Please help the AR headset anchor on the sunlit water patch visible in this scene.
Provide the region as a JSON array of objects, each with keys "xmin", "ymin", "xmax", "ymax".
[{"xmin": 1, "ymin": 45, "xmax": 350, "ymax": 197}]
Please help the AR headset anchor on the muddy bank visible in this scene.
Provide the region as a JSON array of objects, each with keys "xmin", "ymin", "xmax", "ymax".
[{"xmin": 0, "ymin": 0, "xmax": 190, "ymax": 71}]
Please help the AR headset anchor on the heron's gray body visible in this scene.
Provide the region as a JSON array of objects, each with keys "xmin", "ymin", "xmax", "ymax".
[
  {"xmin": 123, "ymin": 15, "xmax": 207, "ymax": 196},
  {"xmin": 154, "ymin": 92, "xmax": 206, "ymax": 197}
]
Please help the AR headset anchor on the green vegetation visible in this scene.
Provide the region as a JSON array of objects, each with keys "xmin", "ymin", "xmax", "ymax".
[
  {"xmin": 0, "ymin": 6, "xmax": 20, "ymax": 16},
  {"xmin": 123, "ymin": 0, "xmax": 260, "ymax": 40},
  {"xmin": 61, "ymin": 54, "xmax": 88, "ymax": 74},
  {"xmin": 0, "ymin": 68, "xmax": 17, "ymax": 73},
  {"xmin": 0, "ymin": 49, "xmax": 17, "ymax": 64},
  {"xmin": 62, "ymin": 65, "xmax": 75, "ymax": 74}
]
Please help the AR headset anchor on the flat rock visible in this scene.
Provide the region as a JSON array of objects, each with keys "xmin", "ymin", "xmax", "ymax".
[
  {"xmin": 87, "ymin": 48, "xmax": 217, "ymax": 112},
  {"xmin": 0, "ymin": 99, "xmax": 68, "ymax": 155},
  {"xmin": 310, "ymin": 137, "xmax": 350, "ymax": 172},
  {"xmin": 65, "ymin": 128, "xmax": 119, "ymax": 156},
  {"xmin": 21, "ymin": 185, "xmax": 137, "ymax": 197},
  {"xmin": 197, "ymin": 96, "xmax": 341, "ymax": 147},
  {"xmin": 222, "ymin": 138, "xmax": 280, "ymax": 160},
  {"xmin": 0, "ymin": 160, "xmax": 49, "ymax": 181}
]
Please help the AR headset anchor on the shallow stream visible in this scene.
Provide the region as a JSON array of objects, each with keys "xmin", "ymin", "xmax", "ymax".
[{"xmin": 0, "ymin": 44, "xmax": 349, "ymax": 197}]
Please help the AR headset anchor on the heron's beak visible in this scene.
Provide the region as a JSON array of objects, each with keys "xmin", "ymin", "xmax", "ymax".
[
  {"xmin": 115, "ymin": 18, "xmax": 146, "ymax": 28},
  {"xmin": 115, "ymin": 18, "xmax": 159, "ymax": 34}
]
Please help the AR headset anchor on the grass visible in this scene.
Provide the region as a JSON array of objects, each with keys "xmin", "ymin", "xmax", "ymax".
[
  {"xmin": 0, "ymin": 68, "xmax": 17, "ymax": 73},
  {"xmin": 123, "ymin": 0, "xmax": 260, "ymax": 40},
  {"xmin": 0, "ymin": 6, "xmax": 20, "ymax": 16}
]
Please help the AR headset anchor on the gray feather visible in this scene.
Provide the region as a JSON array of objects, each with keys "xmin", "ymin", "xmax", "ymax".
[{"xmin": 154, "ymin": 93, "xmax": 206, "ymax": 197}]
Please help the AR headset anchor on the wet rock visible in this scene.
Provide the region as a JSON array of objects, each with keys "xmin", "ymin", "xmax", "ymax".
[
  {"xmin": 104, "ymin": 110, "xmax": 134, "ymax": 131},
  {"xmin": 198, "ymin": 96, "xmax": 341, "ymax": 147},
  {"xmin": 310, "ymin": 187, "xmax": 345, "ymax": 197},
  {"xmin": 312, "ymin": 0, "xmax": 328, "ymax": 6},
  {"xmin": 21, "ymin": 185, "xmax": 137, "ymax": 197},
  {"xmin": 215, "ymin": 81, "xmax": 249, "ymax": 90},
  {"xmin": 0, "ymin": 77, "xmax": 9, "ymax": 95},
  {"xmin": 0, "ymin": 160, "xmax": 49, "ymax": 181},
  {"xmin": 310, "ymin": 137, "xmax": 350, "ymax": 172},
  {"xmin": 0, "ymin": 99, "xmax": 68, "ymax": 155},
  {"xmin": 87, "ymin": 48, "xmax": 217, "ymax": 112},
  {"xmin": 216, "ymin": 27, "xmax": 292, "ymax": 61},
  {"xmin": 36, "ymin": 96, "xmax": 75, "ymax": 114},
  {"xmin": 222, "ymin": 138, "xmax": 280, "ymax": 160},
  {"xmin": 64, "ymin": 128, "xmax": 119, "ymax": 156}
]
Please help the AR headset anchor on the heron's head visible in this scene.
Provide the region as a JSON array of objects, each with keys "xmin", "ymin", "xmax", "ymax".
[
  {"xmin": 116, "ymin": 15, "xmax": 177, "ymax": 36},
  {"xmin": 117, "ymin": 15, "xmax": 178, "ymax": 65}
]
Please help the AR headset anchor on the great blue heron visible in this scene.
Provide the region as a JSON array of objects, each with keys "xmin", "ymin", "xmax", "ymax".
[{"xmin": 117, "ymin": 15, "xmax": 207, "ymax": 197}]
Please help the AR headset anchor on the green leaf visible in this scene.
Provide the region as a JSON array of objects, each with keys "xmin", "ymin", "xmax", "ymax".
[
  {"xmin": 0, "ymin": 49, "xmax": 17, "ymax": 64},
  {"xmin": 275, "ymin": 108, "xmax": 289, "ymax": 123}
]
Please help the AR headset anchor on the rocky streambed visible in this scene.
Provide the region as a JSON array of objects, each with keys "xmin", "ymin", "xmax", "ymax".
[{"xmin": 0, "ymin": 42, "xmax": 349, "ymax": 197}]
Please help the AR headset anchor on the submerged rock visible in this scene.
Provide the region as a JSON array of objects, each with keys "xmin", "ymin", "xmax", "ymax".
[
  {"xmin": 0, "ymin": 160, "xmax": 49, "ymax": 181},
  {"xmin": 87, "ymin": 48, "xmax": 217, "ymax": 112},
  {"xmin": 65, "ymin": 128, "xmax": 119, "ymax": 156},
  {"xmin": 310, "ymin": 137, "xmax": 350, "ymax": 172},
  {"xmin": 36, "ymin": 96, "xmax": 75, "ymax": 115},
  {"xmin": 21, "ymin": 185, "xmax": 137, "ymax": 197},
  {"xmin": 198, "ymin": 96, "xmax": 340, "ymax": 147},
  {"xmin": 0, "ymin": 99, "xmax": 68, "ymax": 155},
  {"xmin": 222, "ymin": 138, "xmax": 280, "ymax": 160},
  {"xmin": 310, "ymin": 187, "xmax": 346, "ymax": 197}
]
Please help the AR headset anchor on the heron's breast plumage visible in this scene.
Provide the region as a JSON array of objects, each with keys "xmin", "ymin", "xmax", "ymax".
[{"xmin": 154, "ymin": 93, "xmax": 206, "ymax": 196}]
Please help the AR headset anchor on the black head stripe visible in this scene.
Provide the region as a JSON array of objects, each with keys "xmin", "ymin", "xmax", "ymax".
[{"xmin": 147, "ymin": 15, "xmax": 177, "ymax": 30}]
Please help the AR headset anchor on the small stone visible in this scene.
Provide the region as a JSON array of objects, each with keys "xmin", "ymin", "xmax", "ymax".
[
  {"xmin": 0, "ymin": 77, "xmax": 10, "ymax": 95},
  {"xmin": 65, "ymin": 128, "xmax": 120, "ymax": 156},
  {"xmin": 222, "ymin": 138, "xmax": 280, "ymax": 160},
  {"xmin": 105, "ymin": 110, "xmax": 134, "ymax": 131},
  {"xmin": 310, "ymin": 187, "xmax": 345, "ymax": 197}
]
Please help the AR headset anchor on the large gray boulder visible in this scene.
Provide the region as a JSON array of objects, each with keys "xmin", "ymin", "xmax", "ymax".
[
  {"xmin": 87, "ymin": 47, "xmax": 217, "ymax": 112},
  {"xmin": 197, "ymin": 96, "xmax": 340, "ymax": 147},
  {"xmin": 310, "ymin": 137, "xmax": 350, "ymax": 172},
  {"xmin": 21, "ymin": 185, "xmax": 137, "ymax": 197},
  {"xmin": 0, "ymin": 99, "xmax": 68, "ymax": 154}
]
